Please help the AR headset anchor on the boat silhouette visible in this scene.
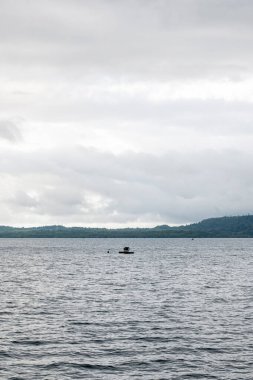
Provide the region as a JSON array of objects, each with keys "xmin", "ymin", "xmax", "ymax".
[{"xmin": 119, "ymin": 246, "xmax": 134, "ymax": 254}]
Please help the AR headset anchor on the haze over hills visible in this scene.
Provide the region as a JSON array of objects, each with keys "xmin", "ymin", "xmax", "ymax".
[{"xmin": 1, "ymin": 215, "xmax": 253, "ymax": 238}]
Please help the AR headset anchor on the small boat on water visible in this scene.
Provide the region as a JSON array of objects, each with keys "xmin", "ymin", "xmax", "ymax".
[{"xmin": 119, "ymin": 246, "xmax": 134, "ymax": 254}]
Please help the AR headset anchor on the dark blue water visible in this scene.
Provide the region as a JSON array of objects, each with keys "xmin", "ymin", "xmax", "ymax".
[{"xmin": 1, "ymin": 238, "xmax": 253, "ymax": 379}]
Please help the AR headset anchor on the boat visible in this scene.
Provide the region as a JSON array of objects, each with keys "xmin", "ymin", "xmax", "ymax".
[{"xmin": 119, "ymin": 246, "xmax": 134, "ymax": 254}]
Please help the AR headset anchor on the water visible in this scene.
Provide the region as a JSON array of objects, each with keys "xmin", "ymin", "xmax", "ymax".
[{"xmin": 1, "ymin": 238, "xmax": 253, "ymax": 379}]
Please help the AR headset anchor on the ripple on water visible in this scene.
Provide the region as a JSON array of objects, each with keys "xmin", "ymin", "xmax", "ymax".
[{"xmin": 1, "ymin": 238, "xmax": 253, "ymax": 379}]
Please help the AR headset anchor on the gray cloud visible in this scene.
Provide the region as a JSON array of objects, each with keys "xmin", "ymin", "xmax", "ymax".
[
  {"xmin": 1, "ymin": 146, "xmax": 253, "ymax": 226},
  {"xmin": 10, "ymin": 191, "xmax": 38, "ymax": 209},
  {"xmin": 0, "ymin": 0, "xmax": 253, "ymax": 80},
  {"xmin": 0, "ymin": 120, "xmax": 22, "ymax": 142},
  {"xmin": 0, "ymin": 1, "xmax": 252, "ymax": 226}
]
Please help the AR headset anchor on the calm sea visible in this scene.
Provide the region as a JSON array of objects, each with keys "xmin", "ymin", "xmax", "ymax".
[{"xmin": 1, "ymin": 238, "xmax": 253, "ymax": 379}]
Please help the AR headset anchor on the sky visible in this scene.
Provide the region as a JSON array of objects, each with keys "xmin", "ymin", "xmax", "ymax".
[{"xmin": 1, "ymin": 0, "xmax": 253, "ymax": 227}]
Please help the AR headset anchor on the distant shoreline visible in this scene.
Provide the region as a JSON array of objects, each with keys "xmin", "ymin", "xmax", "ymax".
[{"xmin": 1, "ymin": 215, "xmax": 253, "ymax": 238}]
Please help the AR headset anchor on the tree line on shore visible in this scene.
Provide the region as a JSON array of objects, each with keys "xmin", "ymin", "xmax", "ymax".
[{"xmin": 1, "ymin": 215, "xmax": 253, "ymax": 238}]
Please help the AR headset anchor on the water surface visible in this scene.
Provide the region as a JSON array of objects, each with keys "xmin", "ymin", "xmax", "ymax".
[{"xmin": 1, "ymin": 238, "xmax": 253, "ymax": 379}]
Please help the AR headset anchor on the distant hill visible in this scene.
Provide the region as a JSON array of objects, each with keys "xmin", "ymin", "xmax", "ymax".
[
  {"xmin": 181, "ymin": 215, "xmax": 253, "ymax": 236},
  {"xmin": 153, "ymin": 224, "xmax": 173, "ymax": 230},
  {"xmin": 1, "ymin": 215, "xmax": 253, "ymax": 237}
]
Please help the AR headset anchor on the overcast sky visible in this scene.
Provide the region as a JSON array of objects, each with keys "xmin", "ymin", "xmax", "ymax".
[{"xmin": 1, "ymin": 0, "xmax": 253, "ymax": 227}]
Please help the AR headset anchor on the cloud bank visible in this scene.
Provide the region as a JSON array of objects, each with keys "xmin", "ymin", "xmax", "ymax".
[{"xmin": 0, "ymin": 0, "xmax": 253, "ymax": 226}]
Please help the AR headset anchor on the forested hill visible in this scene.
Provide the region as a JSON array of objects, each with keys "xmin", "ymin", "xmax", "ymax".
[{"xmin": 1, "ymin": 215, "xmax": 253, "ymax": 237}]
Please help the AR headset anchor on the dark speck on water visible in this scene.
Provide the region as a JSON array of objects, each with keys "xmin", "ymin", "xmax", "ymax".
[{"xmin": 1, "ymin": 238, "xmax": 253, "ymax": 379}]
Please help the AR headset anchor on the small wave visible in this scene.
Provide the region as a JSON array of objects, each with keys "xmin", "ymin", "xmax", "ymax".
[
  {"xmin": 11, "ymin": 340, "xmax": 49, "ymax": 346},
  {"xmin": 199, "ymin": 347, "xmax": 224, "ymax": 354},
  {"xmin": 182, "ymin": 374, "xmax": 218, "ymax": 379},
  {"xmin": 0, "ymin": 311, "xmax": 13, "ymax": 315},
  {"xmin": 43, "ymin": 361, "xmax": 117, "ymax": 371},
  {"xmin": 0, "ymin": 350, "xmax": 12, "ymax": 358}
]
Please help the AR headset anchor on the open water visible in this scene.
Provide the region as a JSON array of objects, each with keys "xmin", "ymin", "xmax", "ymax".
[{"xmin": 1, "ymin": 238, "xmax": 253, "ymax": 379}]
